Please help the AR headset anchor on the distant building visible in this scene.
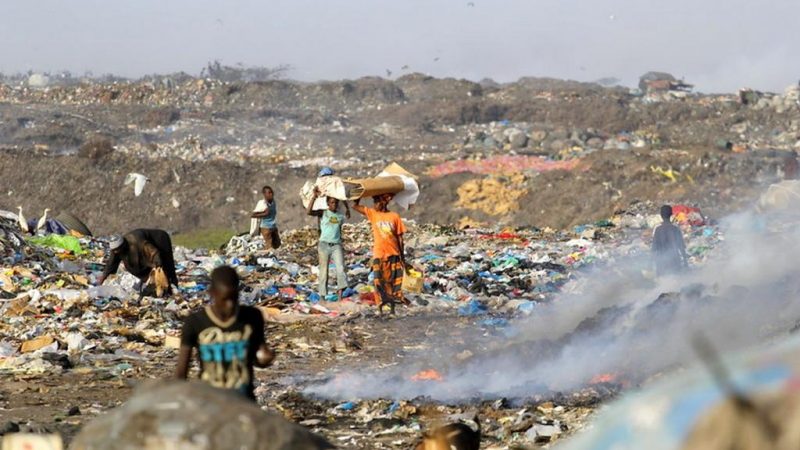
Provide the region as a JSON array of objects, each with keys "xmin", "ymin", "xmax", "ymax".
[{"xmin": 639, "ymin": 71, "xmax": 692, "ymax": 93}]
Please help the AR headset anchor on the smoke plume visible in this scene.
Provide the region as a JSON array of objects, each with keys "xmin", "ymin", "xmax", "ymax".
[{"xmin": 308, "ymin": 209, "xmax": 800, "ymax": 401}]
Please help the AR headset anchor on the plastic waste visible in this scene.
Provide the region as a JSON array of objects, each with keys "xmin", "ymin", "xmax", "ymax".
[
  {"xmin": 458, "ymin": 299, "xmax": 487, "ymax": 316},
  {"xmin": 337, "ymin": 401, "xmax": 356, "ymax": 411}
]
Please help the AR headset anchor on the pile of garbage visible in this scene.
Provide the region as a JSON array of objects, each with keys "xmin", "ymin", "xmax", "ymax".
[
  {"xmin": 740, "ymin": 83, "xmax": 800, "ymax": 113},
  {"xmin": 0, "ymin": 200, "xmax": 729, "ymax": 448},
  {"xmin": 0, "ymin": 78, "xmax": 229, "ymax": 108},
  {"xmin": 461, "ymin": 121, "xmax": 663, "ymax": 156},
  {"xmin": 258, "ymin": 388, "xmax": 602, "ymax": 449},
  {"xmin": 114, "ymin": 135, "xmax": 301, "ymax": 163},
  {"xmin": 0, "ymin": 204, "xmax": 722, "ymax": 365},
  {"xmin": 70, "ymin": 381, "xmax": 334, "ymax": 450},
  {"xmin": 0, "ymin": 217, "xmax": 28, "ymax": 266}
]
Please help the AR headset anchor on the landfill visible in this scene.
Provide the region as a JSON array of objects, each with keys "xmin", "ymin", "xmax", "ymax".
[
  {"xmin": 2, "ymin": 72, "xmax": 799, "ymax": 234},
  {"xmin": 0, "ymin": 195, "xmax": 729, "ymax": 448},
  {"xmin": 2, "ymin": 69, "xmax": 800, "ymax": 449}
]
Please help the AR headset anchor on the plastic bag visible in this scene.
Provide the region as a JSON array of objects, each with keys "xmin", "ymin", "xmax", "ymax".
[{"xmin": 27, "ymin": 234, "xmax": 86, "ymax": 254}]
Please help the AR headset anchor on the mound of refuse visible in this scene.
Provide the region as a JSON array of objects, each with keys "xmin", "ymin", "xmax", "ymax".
[{"xmin": 70, "ymin": 381, "xmax": 333, "ymax": 450}]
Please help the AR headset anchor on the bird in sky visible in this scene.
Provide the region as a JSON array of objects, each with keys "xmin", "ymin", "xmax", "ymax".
[
  {"xmin": 17, "ymin": 206, "xmax": 28, "ymax": 233},
  {"xmin": 125, "ymin": 173, "xmax": 149, "ymax": 197},
  {"xmin": 468, "ymin": 2, "xmax": 475, "ymax": 6},
  {"xmin": 36, "ymin": 208, "xmax": 50, "ymax": 233}
]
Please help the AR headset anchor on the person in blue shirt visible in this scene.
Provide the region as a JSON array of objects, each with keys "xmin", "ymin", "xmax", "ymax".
[
  {"xmin": 251, "ymin": 186, "xmax": 280, "ymax": 249},
  {"xmin": 314, "ymin": 167, "xmax": 350, "ymax": 234},
  {"xmin": 307, "ymin": 187, "xmax": 349, "ymax": 301}
]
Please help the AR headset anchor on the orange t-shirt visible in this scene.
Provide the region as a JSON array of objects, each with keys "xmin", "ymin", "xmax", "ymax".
[{"xmin": 364, "ymin": 207, "xmax": 407, "ymax": 258}]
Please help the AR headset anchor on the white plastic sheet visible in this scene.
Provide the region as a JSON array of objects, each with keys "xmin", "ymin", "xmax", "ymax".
[
  {"xmin": 249, "ymin": 199, "xmax": 266, "ymax": 236},
  {"xmin": 300, "ymin": 176, "xmax": 350, "ymax": 211}
]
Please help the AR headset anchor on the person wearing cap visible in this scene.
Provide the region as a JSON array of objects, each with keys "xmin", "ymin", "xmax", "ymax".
[
  {"xmin": 98, "ymin": 228, "xmax": 179, "ymax": 298},
  {"xmin": 318, "ymin": 167, "xmax": 335, "ymax": 177},
  {"xmin": 307, "ymin": 186, "xmax": 349, "ymax": 301}
]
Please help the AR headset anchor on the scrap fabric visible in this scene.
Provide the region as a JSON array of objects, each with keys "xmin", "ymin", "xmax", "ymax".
[{"xmin": 427, "ymin": 155, "xmax": 582, "ymax": 178}]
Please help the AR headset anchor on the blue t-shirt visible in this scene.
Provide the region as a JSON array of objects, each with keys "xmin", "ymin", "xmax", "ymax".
[
  {"xmin": 260, "ymin": 201, "xmax": 277, "ymax": 229},
  {"xmin": 319, "ymin": 209, "xmax": 344, "ymax": 244}
]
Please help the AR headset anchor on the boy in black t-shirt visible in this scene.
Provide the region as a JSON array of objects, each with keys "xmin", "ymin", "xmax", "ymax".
[{"xmin": 176, "ymin": 266, "xmax": 275, "ymax": 400}]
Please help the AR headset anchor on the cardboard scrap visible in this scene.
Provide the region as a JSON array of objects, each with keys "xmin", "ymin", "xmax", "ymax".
[
  {"xmin": 20, "ymin": 335, "xmax": 55, "ymax": 353},
  {"xmin": 343, "ymin": 176, "xmax": 406, "ymax": 199},
  {"xmin": 5, "ymin": 297, "xmax": 38, "ymax": 316},
  {"xmin": 164, "ymin": 335, "xmax": 181, "ymax": 349},
  {"xmin": 343, "ymin": 162, "xmax": 419, "ymax": 200}
]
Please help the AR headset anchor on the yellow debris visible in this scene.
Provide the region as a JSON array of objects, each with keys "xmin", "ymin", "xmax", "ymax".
[
  {"xmin": 650, "ymin": 165, "xmax": 680, "ymax": 182},
  {"xmin": 456, "ymin": 174, "xmax": 527, "ymax": 216}
]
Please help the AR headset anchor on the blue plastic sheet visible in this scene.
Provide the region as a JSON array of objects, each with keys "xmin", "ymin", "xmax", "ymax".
[{"xmin": 458, "ymin": 299, "xmax": 487, "ymax": 316}]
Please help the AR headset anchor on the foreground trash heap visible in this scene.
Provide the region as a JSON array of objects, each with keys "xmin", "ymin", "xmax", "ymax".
[{"xmin": 0, "ymin": 207, "xmax": 722, "ymax": 448}]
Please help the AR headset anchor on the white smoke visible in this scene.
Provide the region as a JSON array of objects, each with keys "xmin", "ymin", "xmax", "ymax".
[{"xmin": 307, "ymin": 209, "xmax": 800, "ymax": 401}]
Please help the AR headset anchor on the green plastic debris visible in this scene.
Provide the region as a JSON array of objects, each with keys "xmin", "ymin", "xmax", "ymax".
[
  {"xmin": 688, "ymin": 245, "xmax": 711, "ymax": 256},
  {"xmin": 492, "ymin": 256, "xmax": 520, "ymax": 269},
  {"xmin": 28, "ymin": 235, "xmax": 86, "ymax": 255}
]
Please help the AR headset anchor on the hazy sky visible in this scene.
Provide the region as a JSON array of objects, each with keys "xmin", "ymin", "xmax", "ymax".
[{"xmin": 2, "ymin": 0, "xmax": 799, "ymax": 93}]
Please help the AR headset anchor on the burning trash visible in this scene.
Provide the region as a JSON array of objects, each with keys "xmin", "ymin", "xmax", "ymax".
[
  {"xmin": 589, "ymin": 373, "xmax": 618, "ymax": 385},
  {"xmin": 411, "ymin": 369, "xmax": 444, "ymax": 382}
]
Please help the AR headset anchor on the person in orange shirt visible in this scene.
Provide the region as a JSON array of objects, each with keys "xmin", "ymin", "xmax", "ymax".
[{"xmin": 353, "ymin": 193, "xmax": 407, "ymax": 315}]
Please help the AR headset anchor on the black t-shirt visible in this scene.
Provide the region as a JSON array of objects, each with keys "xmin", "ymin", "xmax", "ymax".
[{"xmin": 180, "ymin": 305, "xmax": 266, "ymax": 400}]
